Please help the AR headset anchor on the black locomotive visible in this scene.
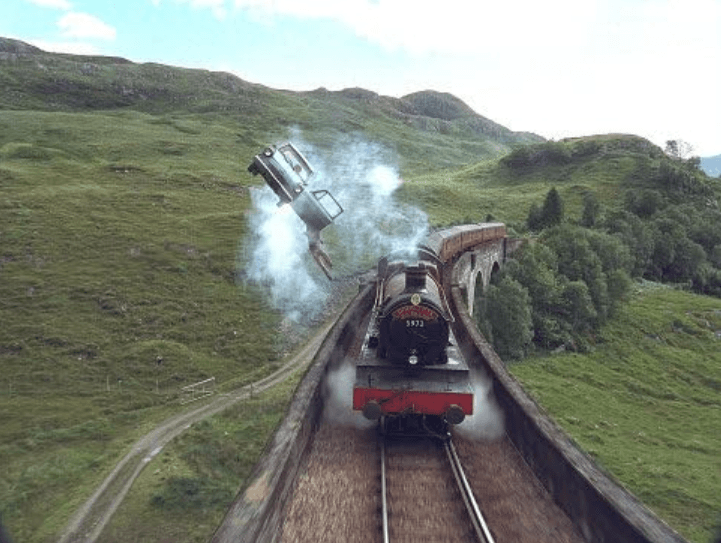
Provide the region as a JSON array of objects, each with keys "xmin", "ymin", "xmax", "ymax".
[
  {"xmin": 353, "ymin": 223, "xmax": 507, "ymax": 431},
  {"xmin": 373, "ymin": 257, "xmax": 452, "ymax": 366}
]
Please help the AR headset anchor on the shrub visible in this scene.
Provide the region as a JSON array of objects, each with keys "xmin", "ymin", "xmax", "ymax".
[
  {"xmin": 483, "ymin": 276, "xmax": 533, "ymax": 360},
  {"xmin": 150, "ymin": 477, "xmax": 233, "ymax": 511}
]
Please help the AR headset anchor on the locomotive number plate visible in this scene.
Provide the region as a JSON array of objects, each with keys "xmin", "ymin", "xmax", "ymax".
[
  {"xmin": 406, "ymin": 319, "xmax": 425, "ymax": 327},
  {"xmin": 392, "ymin": 305, "xmax": 438, "ymax": 321}
]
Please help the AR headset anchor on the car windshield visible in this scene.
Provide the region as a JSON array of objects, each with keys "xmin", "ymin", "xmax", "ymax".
[{"xmin": 278, "ymin": 144, "xmax": 312, "ymax": 183}]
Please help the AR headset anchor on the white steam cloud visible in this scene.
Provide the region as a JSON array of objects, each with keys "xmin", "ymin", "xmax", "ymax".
[
  {"xmin": 245, "ymin": 188, "xmax": 323, "ymax": 321},
  {"xmin": 321, "ymin": 359, "xmax": 374, "ymax": 428},
  {"xmin": 308, "ymin": 139, "xmax": 429, "ymax": 265},
  {"xmin": 243, "ymin": 135, "xmax": 428, "ymax": 321},
  {"xmin": 455, "ymin": 369, "xmax": 505, "ymax": 441}
]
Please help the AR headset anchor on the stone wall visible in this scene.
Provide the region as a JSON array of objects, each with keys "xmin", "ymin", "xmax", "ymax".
[{"xmin": 210, "ymin": 284, "xmax": 374, "ymax": 543}]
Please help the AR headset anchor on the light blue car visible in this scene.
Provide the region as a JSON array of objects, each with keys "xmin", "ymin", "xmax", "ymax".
[{"xmin": 248, "ymin": 142, "xmax": 343, "ymax": 278}]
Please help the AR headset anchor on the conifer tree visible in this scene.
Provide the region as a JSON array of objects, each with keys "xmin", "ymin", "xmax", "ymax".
[{"xmin": 541, "ymin": 187, "xmax": 564, "ymax": 228}]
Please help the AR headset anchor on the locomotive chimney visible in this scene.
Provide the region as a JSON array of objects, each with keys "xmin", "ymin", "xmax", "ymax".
[{"xmin": 405, "ymin": 265, "xmax": 427, "ymax": 291}]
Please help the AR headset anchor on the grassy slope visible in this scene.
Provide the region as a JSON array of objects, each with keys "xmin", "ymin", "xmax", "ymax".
[
  {"xmin": 509, "ymin": 285, "xmax": 721, "ymax": 543},
  {"xmin": 101, "ymin": 370, "xmax": 302, "ymax": 543},
  {"xmin": 399, "ymin": 134, "xmax": 658, "ymax": 228},
  {"xmin": 0, "ymin": 109, "xmax": 284, "ymax": 541}
]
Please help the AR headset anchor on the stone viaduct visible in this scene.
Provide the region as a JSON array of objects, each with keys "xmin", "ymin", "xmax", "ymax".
[{"xmin": 451, "ymin": 237, "xmax": 525, "ymax": 316}]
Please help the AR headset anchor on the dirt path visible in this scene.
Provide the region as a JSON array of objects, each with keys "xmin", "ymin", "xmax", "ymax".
[{"xmin": 57, "ymin": 319, "xmax": 337, "ymax": 543}]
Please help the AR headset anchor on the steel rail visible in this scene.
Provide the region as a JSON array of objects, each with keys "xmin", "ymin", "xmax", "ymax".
[
  {"xmin": 444, "ymin": 439, "xmax": 496, "ymax": 543},
  {"xmin": 380, "ymin": 434, "xmax": 494, "ymax": 543},
  {"xmin": 380, "ymin": 436, "xmax": 390, "ymax": 543}
]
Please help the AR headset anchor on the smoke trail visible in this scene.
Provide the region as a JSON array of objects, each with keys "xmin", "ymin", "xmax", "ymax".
[
  {"xmin": 307, "ymin": 138, "xmax": 429, "ymax": 265},
  {"xmin": 242, "ymin": 134, "xmax": 428, "ymax": 321}
]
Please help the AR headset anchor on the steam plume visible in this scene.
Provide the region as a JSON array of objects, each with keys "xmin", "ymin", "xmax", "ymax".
[
  {"xmin": 321, "ymin": 358, "xmax": 374, "ymax": 428},
  {"xmin": 243, "ymin": 135, "xmax": 428, "ymax": 321},
  {"xmin": 455, "ymin": 369, "xmax": 505, "ymax": 441}
]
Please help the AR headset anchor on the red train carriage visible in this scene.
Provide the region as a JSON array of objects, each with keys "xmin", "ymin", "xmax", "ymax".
[{"xmin": 421, "ymin": 222, "xmax": 507, "ymax": 264}]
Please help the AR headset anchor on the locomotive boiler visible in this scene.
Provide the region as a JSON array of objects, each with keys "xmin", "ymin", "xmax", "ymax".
[{"xmin": 373, "ymin": 257, "xmax": 452, "ymax": 367}]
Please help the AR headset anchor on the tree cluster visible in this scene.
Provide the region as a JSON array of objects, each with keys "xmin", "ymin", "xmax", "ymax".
[
  {"xmin": 500, "ymin": 141, "xmax": 573, "ymax": 169},
  {"xmin": 476, "ymin": 224, "xmax": 632, "ymax": 358},
  {"xmin": 605, "ymin": 203, "xmax": 721, "ymax": 295},
  {"xmin": 477, "ymin": 150, "xmax": 721, "ymax": 359},
  {"xmin": 527, "ymin": 187, "xmax": 564, "ymax": 230}
]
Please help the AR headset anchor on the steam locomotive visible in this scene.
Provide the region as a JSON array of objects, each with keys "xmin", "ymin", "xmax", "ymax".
[{"xmin": 352, "ymin": 223, "xmax": 506, "ymax": 434}]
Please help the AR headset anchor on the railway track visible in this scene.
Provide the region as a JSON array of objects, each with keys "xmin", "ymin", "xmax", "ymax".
[
  {"xmin": 281, "ymin": 423, "xmax": 586, "ymax": 543},
  {"xmin": 380, "ymin": 434, "xmax": 494, "ymax": 543},
  {"xmin": 444, "ymin": 439, "xmax": 495, "ymax": 543}
]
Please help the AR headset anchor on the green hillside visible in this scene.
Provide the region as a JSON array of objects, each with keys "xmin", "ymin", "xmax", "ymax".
[
  {"xmin": 402, "ymin": 134, "xmax": 683, "ymax": 227},
  {"xmin": 0, "ymin": 108, "xmax": 282, "ymax": 541},
  {"xmin": 0, "ymin": 37, "xmax": 541, "ymax": 175},
  {"xmin": 1, "ymin": 37, "xmax": 720, "ymax": 543},
  {"xmin": 511, "ymin": 285, "xmax": 721, "ymax": 543}
]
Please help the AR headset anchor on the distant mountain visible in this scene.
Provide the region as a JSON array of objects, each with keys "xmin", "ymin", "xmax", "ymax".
[
  {"xmin": 303, "ymin": 87, "xmax": 542, "ymax": 146},
  {"xmin": 700, "ymin": 154, "xmax": 721, "ymax": 178},
  {"xmin": 0, "ymin": 37, "xmax": 543, "ymax": 171},
  {"xmin": 402, "ymin": 90, "xmax": 540, "ymax": 142}
]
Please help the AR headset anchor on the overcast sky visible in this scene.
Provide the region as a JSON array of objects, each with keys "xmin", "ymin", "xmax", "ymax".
[{"xmin": 2, "ymin": 0, "xmax": 720, "ymax": 156}]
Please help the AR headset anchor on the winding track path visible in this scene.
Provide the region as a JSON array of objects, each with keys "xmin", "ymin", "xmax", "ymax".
[{"xmin": 58, "ymin": 319, "xmax": 337, "ymax": 543}]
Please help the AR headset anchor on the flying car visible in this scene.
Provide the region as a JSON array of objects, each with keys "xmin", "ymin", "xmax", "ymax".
[{"xmin": 248, "ymin": 142, "xmax": 343, "ymax": 279}]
